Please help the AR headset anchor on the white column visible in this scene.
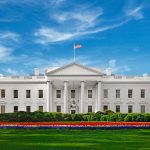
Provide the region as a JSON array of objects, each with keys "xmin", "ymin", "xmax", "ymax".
[
  {"xmin": 97, "ymin": 81, "xmax": 102, "ymax": 112},
  {"xmin": 47, "ymin": 81, "xmax": 53, "ymax": 112},
  {"xmin": 80, "ymin": 81, "xmax": 85, "ymax": 113},
  {"xmin": 63, "ymin": 81, "xmax": 68, "ymax": 113}
]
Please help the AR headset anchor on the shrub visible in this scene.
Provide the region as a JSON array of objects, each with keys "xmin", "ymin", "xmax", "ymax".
[{"xmin": 104, "ymin": 110, "xmax": 114, "ymax": 115}]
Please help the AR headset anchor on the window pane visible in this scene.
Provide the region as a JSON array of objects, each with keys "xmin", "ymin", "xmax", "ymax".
[
  {"xmin": 1, "ymin": 105, "xmax": 5, "ymax": 113},
  {"xmin": 116, "ymin": 89, "xmax": 120, "ymax": 98},
  {"xmin": 141, "ymin": 105, "xmax": 145, "ymax": 113},
  {"xmin": 26, "ymin": 106, "xmax": 31, "ymax": 112},
  {"xmin": 103, "ymin": 105, "xmax": 108, "ymax": 111},
  {"xmin": 128, "ymin": 105, "xmax": 132, "ymax": 113},
  {"xmin": 39, "ymin": 90, "xmax": 43, "ymax": 98},
  {"xmin": 14, "ymin": 90, "xmax": 18, "ymax": 98},
  {"xmin": 14, "ymin": 106, "xmax": 18, "ymax": 112},
  {"xmin": 57, "ymin": 105, "xmax": 61, "ymax": 112},
  {"xmin": 71, "ymin": 90, "xmax": 75, "ymax": 98},
  {"xmin": 1, "ymin": 89, "xmax": 5, "ymax": 98},
  {"xmin": 104, "ymin": 89, "xmax": 108, "ymax": 98},
  {"xmin": 88, "ymin": 105, "xmax": 92, "ymax": 112},
  {"xmin": 141, "ymin": 89, "xmax": 145, "ymax": 98},
  {"xmin": 88, "ymin": 90, "xmax": 92, "ymax": 98},
  {"xmin": 56, "ymin": 90, "xmax": 61, "ymax": 98},
  {"xmin": 116, "ymin": 105, "xmax": 120, "ymax": 112},
  {"xmin": 26, "ymin": 90, "xmax": 30, "ymax": 98},
  {"xmin": 39, "ymin": 106, "xmax": 43, "ymax": 112},
  {"xmin": 128, "ymin": 90, "xmax": 132, "ymax": 98}
]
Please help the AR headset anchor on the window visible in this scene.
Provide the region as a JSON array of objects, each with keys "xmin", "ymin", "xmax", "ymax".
[
  {"xmin": 103, "ymin": 105, "xmax": 108, "ymax": 111},
  {"xmin": 128, "ymin": 105, "xmax": 133, "ymax": 113},
  {"xmin": 56, "ymin": 90, "xmax": 61, "ymax": 98},
  {"xmin": 0, "ymin": 105, "xmax": 5, "ymax": 113},
  {"xmin": 141, "ymin": 105, "xmax": 145, "ymax": 113},
  {"xmin": 128, "ymin": 90, "xmax": 132, "ymax": 98},
  {"xmin": 38, "ymin": 90, "xmax": 43, "ymax": 98},
  {"xmin": 116, "ymin": 105, "xmax": 120, "ymax": 113},
  {"xmin": 88, "ymin": 90, "xmax": 92, "ymax": 98},
  {"xmin": 56, "ymin": 105, "xmax": 61, "ymax": 112},
  {"xmin": 141, "ymin": 89, "xmax": 145, "ymax": 98},
  {"xmin": 71, "ymin": 90, "xmax": 75, "ymax": 98},
  {"xmin": 13, "ymin": 90, "xmax": 18, "ymax": 98},
  {"xmin": 88, "ymin": 105, "xmax": 92, "ymax": 112},
  {"xmin": 26, "ymin": 106, "xmax": 31, "ymax": 112},
  {"xmin": 38, "ymin": 106, "xmax": 43, "ymax": 112},
  {"xmin": 104, "ymin": 89, "xmax": 108, "ymax": 98},
  {"xmin": 116, "ymin": 89, "xmax": 120, "ymax": 98},
  {"xmin": 26, "ymin": 90, "xmax": 30, "ymax": 98},
  {"xmin": 14, "ymin": 106, "xmax": 18, "ymax": 112},
  {"xmin": 0, "ymin": 89, "xmax": 5, "ymax": 98}
]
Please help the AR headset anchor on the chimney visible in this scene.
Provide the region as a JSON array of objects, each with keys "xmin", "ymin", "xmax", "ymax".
[
  {"xmin": 34, "ymin": 68, "xmax": 40, "ymax": 76},
  {"xmin": 106, "ymin": 68, "xmax": 112, "ymax": 76}
]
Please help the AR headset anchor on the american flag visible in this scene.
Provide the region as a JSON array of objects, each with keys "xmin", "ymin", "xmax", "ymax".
[{"xmin": 74, "ymin": 44, "xmax": 82, "ymax": 49}]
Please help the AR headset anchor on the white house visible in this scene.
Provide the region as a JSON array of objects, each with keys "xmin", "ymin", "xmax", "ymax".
[{"xmin": 0, "ymin": 62, "xmax": 149, "ymax": 114}]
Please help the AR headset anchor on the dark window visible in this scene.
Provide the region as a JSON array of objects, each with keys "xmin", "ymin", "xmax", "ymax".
[
  {"xmin": 103, "ymin": 105, "xmax": 108, "ymax": 111},
  {"xmin": 71, "ymin": 90, "xmax": 75, "ymax": 98},
  {"xmin": 13, "ymin": 90, "xmax": 18, "ymax": 98},
  {"xmin": 128, "ymin": 90, "xmax": 132, "ymax": 98},
  {"xmin": 128, "ymin": 105, "xmax": 133, "ymax": 113},
  {"xmin": 141, "ymin": 89, "xmax": 145, "ymax": 98},
  {"xmin": 116, "ymin": 105, "xmax": 120, "ymax": 113},
  {"xmin": 14, "ymin": 106, "xmax": 18, "ymax": 112},
  {"xmin": 39, "ymin": 90, "xmax": 43, "ymax": 98},
  {"xmin": 116, "ymin": 89, "xmax": 120, "ymax": 98},
  {"xmin": 1, "ymin": 89, "xmax": 5, "ymax": 98},
  {"xmin": 26, "ymin": 90, "xmax": 31, "ymax": 98},
  {"xmin": 26, "ymin": 106, "xmax": 31, "ymax": 112},
  {"xmin": 56, "ymin": 105, "xmax": 61, "ymax": 112},
  {"xmin": 88, "ymin": 105, "xmax": 92, "ymax": 112},
  {"xmin": 88, "ymin": 90, "xmax": 92, "ymax": 98},
  {"xmin": 56, "ymin": 90, "xmax": 61, "ymax": 98}
]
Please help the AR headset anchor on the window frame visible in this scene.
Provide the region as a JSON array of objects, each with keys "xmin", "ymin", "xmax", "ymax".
[
  {"xmin": 1, "ymin": 89, "xmax": 5, "ymax": 98},
  {"xmin": 38, "ymin": 90, "xmax": 43, "ymax": 98},
  {"xmin": 128, "ymin": 89, "xmax": 133, "ymax": 98},
  {"xmin": 26, "ymin": 90, "xmax": 31, "ymax": 98},
  {"xmin": 56, "ymin": 90, "xmax": 61, "ymax": 98},
  {"xmin": 104, "ymin": 89, "xmax": 108, "ymax": 98},
  {"xmin": 88, "ymin": 90, "xmax": 92, "ymax": 98},
  {"xmin": 56, "ymin": 105, "xmax": 61, "ymax": 112},
  {"xmin": 116, "ymin": 89, "xmax": 120, "ymax": 98},
  {"xmin": 13, "ymin": 90, "xmax": 18, "ymax": 98}
]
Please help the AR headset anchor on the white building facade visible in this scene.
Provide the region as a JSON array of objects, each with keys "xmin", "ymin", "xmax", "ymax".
[{"xmin": 0, "ymin": 62, "xmax": 150, "ymax": 114}]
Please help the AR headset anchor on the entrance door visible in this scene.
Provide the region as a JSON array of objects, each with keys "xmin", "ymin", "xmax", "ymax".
[{"xmin": 71, "ymin": 110, "xmax": 76, "ymax": 114}]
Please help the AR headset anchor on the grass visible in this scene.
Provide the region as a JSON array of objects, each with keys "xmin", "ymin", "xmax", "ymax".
[{"xmin": 0, "ymin": 129, "xmax": 150, "ymax": 150}]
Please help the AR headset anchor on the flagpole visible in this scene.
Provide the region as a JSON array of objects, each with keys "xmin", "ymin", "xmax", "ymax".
[{"xmin": 73, "ymin": 43, "xmax": 75, "ymax": 62}]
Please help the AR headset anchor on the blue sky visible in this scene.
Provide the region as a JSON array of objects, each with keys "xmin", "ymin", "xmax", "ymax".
[{"xmin": 0, "ymin": 0, "xmax": 150, "ymax": 76}]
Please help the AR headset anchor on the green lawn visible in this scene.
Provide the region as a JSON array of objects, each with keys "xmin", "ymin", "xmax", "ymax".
[{"xmin": 0, "ymin": 129, "xmax": 150, "ymax": 150}]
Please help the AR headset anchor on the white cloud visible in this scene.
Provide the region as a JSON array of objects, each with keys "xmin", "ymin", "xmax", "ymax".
[
  {"xmin": 125, "ymin": 6, "xmax": 144, "ymax": 20},
  {"xmin": 107, "ymin": 59, "xmax": 131, "ymax": 74},
  {"xmin": 5, "ymin": 68, "xmax": 18, "ymax": 75},
  {"xmin": 0, "ymin": 45, "xmax": 13, "ymax": 60},
  {"xmin": 0, "ymin": 31, "xmax": 20, "ymax": 43},
  {"xmin": 34, "ymin": 28, "xmax": 75, "ymax": 44},
  {"xmin": 34, "ymin": 19, "xmax": 129, "ymax": 44}
]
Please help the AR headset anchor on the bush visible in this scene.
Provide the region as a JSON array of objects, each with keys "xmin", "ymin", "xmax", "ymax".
[{"xmin": 0, "ymin": 111, "xmax": 150, "ymax": 122}]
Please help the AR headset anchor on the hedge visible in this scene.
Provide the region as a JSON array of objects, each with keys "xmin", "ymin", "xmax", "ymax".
[{"xmin": 0, "ymin": 110, "xmax": 150, "ymax": 122}]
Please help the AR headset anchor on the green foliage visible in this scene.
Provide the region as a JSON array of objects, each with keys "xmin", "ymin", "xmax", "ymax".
[{"xmin": 0, "ymin": 111, "xmax": 150, "ymax": 122}]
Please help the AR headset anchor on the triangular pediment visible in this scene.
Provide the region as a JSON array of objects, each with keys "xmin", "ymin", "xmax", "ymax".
[{"xmin": 46, "ymin": 62, "xmax": 103, "ymax": 76}]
